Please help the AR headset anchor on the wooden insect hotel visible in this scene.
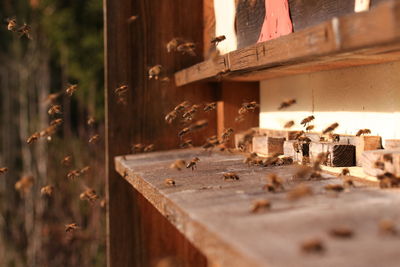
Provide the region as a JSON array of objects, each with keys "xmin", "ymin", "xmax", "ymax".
[{"xmin": 104, "ymin": 0, "xmax": 400, "ymax": 266}]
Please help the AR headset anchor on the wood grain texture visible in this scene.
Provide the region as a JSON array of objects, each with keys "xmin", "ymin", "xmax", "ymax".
[
  {"xmin": 115, "ymin": 149, "xmax": 400, "ymax": 267},
  {"xmin": 236, "ymin": 0, "xmax": 266, "ymax": 48},
  {"xmin": 175, "ymin": 0, "xmax": 400, "ymax": 86}
]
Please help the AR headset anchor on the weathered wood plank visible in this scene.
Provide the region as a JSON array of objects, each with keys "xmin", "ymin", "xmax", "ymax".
[{"xmin": 115, "ymin": 149, "xmax": 400, "ymax": 267}]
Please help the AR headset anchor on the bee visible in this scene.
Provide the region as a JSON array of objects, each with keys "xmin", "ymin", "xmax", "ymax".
[
  {"xmin": 174, "ymin": 101, "xmax": 190, "ymax": 112},
  {"xmin": 40, "ymin": 185, "xmax": 54, "ymax": 197},
  {"xmin": 65, "ymin": 223, "xmax": 80, "ymax": 233},
  {"xmin": 203, "ymin": 136, "xmax": 219, "ymax": 150},
  {"xmin": 182, "ymin": 104, "xmax": 200, "ymax": 121},
  {"xmin": 100, "ymin": 199, "xmax": 107, "ymax": 208},
  {"xmin": 178, "ymin": 127, "xmax": 190, "ymax": 138},
  {"xmin": 80, "ymin": 188, "xmax": 99, "ymax": 203},
  {"xmin": 67, "ymin": 170, "xmax": 81, "ymax": 180},
  {"xmin": 115, "ymin": 85, "xmax": 128, "ymax": 96},
  {"xmin": 322, "ymin": 123, "xmax": 339, "ymax": 134},
  {"xmin": 65, "ymin": 84, "xmax": 78, "ymax": 96},
  {"xmin": 250, "ymin": 199, "xmax": 271, "ymax": 213},
  {"xmin": 379, "ymin": 219, "xmax": 397, "ymax": 235},
  {"xmin": 190, "ymin": 119, "xmax": 208, "ymax": 131},
  {"xmin": 223, "ymin": 172, "xmax": 239, "ymax": 181},
  {"xmin": 164, "ymin": 178, "xmax": 176, "ymax": 186},
  {"xmin": 144, "ymin": 144, "xmax": 155, "ymax": 152},
  {"xmin": 221, "ymin": 128, "xmax": 234, "ymax": 141},
  {"xmin": 79, "ymin": 166, "xmax": 91, "ymax": 175},
  {"xmin": 341, "ymin": 168, "xmax": 350, "ymax": 176},
  {"xmin": 17, "ymin": 23, "xmax": 32, "ymax": 39},
  {"xmin": 204, "ymin": 102, "xmax": 217, "ymax": 112},
  {"xmin": 305, "ymin": 125, "xmax": 315, "ymax": 132},
  {"xmin": 89, "ymin": 134, "xmax": 100, "ymax": 144},
  {"xmin": 27, "ymin": 132, "xmax": 40, "ymax": 144},
  {"xmin": 127, "ymin": 15, "xmax": 138, "ymax": 23},
  {"xmin": 241, "ymin": 101, "xmax": 259, "ymax": 113},
  {"xmin": 329, "ymin": 226, "xmax": 354, "ymax": 238},
  {"xmin": 316, "ymin": 152, "xmax": 330, "ymax": 166},
  {"xmin": 165, "ymin": 110, "xmax": 178, "ymax": 124},
  {"xmin": 383, "ymin": 154, "xmax": 393, "ymax": 163},
  {"xmin": 15, "ymin": 175, "xmax": 34, "ymax": 195},
  {"xmin": 300, "ymin": 238, "xmax": 324, "ymax": 253},
  {"xmin": 377, "ymin": 172, "xmax": 399, "ymax": 188},
  {"xmin": 0, "ymin": 167, "xmax": 8, "ymax": 175},
  {"xmin": 356, "ymin": 129, "xmax": 371, "ymax": 136},
  {"xmin": 6, "ymin": 17, "xmax": 17, "ymax": 31},
  {"xmin": 166, "ymin": 38, "xmax": 180, "ymax": 53},
  {"xmin": 39, "ymin": 126, "xmax": 57, "ymax": 140},
  {"xmin": 170, "ymin": 160, "xmax": 186, "ymax": 171},
  {"xmin": 87, "ymin": 117, "xmax": 96, "ymax": 126},
  {"xmin": 177, "ymin": 42, "xmax": 196, "ymax": 56},
  {"xmin": 263, "ymin": 173, "xmax": 284, "ymax": 192},
  {"xmin": 287, "ymin": 184, "xmax": 313, "ymax": 201},
  {"xmin": 45, "ymin": 92, "xmax": 62, "ymax": 104},
  {"xmin": 293, "ymin": 165, "xmax": 312, "ymax": 180},
  {"xmin": 211, "ymin": 35, "xmax": 226, "ymax": 45},
  {"xmin": 292, "ymin": 130, "xmax": 305, "ymax": 140},
  {"xmin": 324, "ymin": 184, "xmax": 344, "ymax": 192},
  {"xmin": 374, "ymin": 160, "xmax": 385, "ymax": 170},
  {"xmin": 48, "ymin": 105, "xmax": 62, "ymax": 116},
  {"xmin": 329, "ymin": 133, "xmax": 340, "ymax": 143},
  {"xmin": 278, "ymin": 99, "xmax": 296, "ymax": 110},
  {"xmin": 61, "ymin": 156, "xmax": 72, "ymax": 167},
  {"xmin": 284, "ymin": 120, "xmax": 295, "ymax": 129},
  {"xmin": 300, "ymin": 115, "xmax": 315, "ymax": 127},
  {"xmin": 149, "ymin": 65, "xmax": 162, "ymax": 80},
  {"xmin": 50, "ymin": 118, "xmax": 63, "ymax": 127},
  {"xmin": 186, "ymin": 157, "xmax": 200, "ymax": 170},
  {"xmin": 180, "ymin": 139, "xmax": 193, "ymax": 148}
]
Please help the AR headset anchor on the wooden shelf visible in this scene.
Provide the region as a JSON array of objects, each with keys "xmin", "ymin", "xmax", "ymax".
[
  {"xmin": 175, "ymin": 0, "xmax": 400, "ymax": 86},
  {"xmin": 115, "ymin": 148, "xmax": 400, "ymax": 267}
]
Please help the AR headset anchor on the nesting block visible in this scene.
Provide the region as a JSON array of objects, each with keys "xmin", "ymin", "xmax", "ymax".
[
  {"xmin": 283, "ymin": 140, "xmax": 308, "ymax": 162},
  {"xmin": 309, "ymin": 142, "xmax": 355, "ymax": 167},
  {"xmin": 385, "ymin": 139, "xmax": 400, "ymax": 150},
  {"xmin": 361, "ymin": 149, "xmax": 400, "ymax": 177},
  {"xmin": 252, "ymin": 136, "xmax": 285, "ymax": 156}
]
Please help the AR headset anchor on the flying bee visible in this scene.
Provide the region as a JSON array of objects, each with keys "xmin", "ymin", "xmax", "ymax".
[
  {"xmin": 379, "ymin": 219, "xmax": 397, "ymax": 235},
  {"xmin": 79, "ymin": 166, "xmax": 91, "ymax": 175},
  {"xmin": 223, "ymin": 172, "xmax": 239, "ymax": 181},
  {"xmin": 80, "ymin": 188, "xmax": 99, "ymax": 203},
  {"xmin": 356, "ymin": 129, "xmax": 371, "ymax": 136},
  {"xmin": 6, "ymin": 17, "xmax": 18, "ymax": 32},
  {"xmin": 0, "ymin": 167, "xmax": 8, "ymax": 175},
  {"xmin": 87, "ymin": 117, "xmax": 96, "ymax": 126},
  {"xmin": 148, "ymin": 65, "xmax": 162, "ymax": 80},
  {"xmin": 182, "ymin": 104, "xmax": 200, "ymax": 121},
  {"xmin": 15, "ymin": 175, "xmax": 34, "ymax": 195},
  {"xmin": 115, "ymin": 85, "xmax": 128, "ymax": 96},
  {"xmin": 17, "ymin": 23, "xmax": 32, "ymax": 39},
  {"xmin": 186, "ymin": 157, "xmax": 200, "ymax": 171},
  {"xmin": 250, "ymin": 199, "xmax": 271, "ymax": 213},
  {"xmin": 180, "ymin": 139, "xmax": 193, "ymax": 148},
  {"xmin": 174, "ymin": 101, "xmax": 190, "ymax": 112},
  {"xmin": 170, "ymin": 159, "xmax": 186, "ymax": 171},
  {"xmin": 165, "ymin": 110, "xmax": 178, "ymax": 124},
  {"xmin": 61, "ymin": 156, "xmax": 72, "ymax": 167},
  {"xmin": 65, "ymin": 223, "xmax": 79, "ymax": 233},
  {"xmin": 67, "ymin": 170, "xmax": 81, "ymax": 180},
  {"xmin": 202, "ymin": 135, "xmax": 219, "ymax": 150},
  {"xmin": 300, "ymin": 238, "xmax": 324, "ymax": 253},
  {"xmin": 190, "ymin": 119, "xmax": 208, "ymax": 131},
  {"xmin": 45, "ymin": 92, "xmax": 62, "ymax": 104},
  {"xmin": 305, "ymin": 125, "xmax": 314, "ymax": 132},
  {"xmin": 324, "ymin": 184, "xmax": 344, "ymax": 192},
  {"xmin": 211, "ymin": 35, "xmax": 226, "ymax": 45},
  {"xmin": 284, "ymin": 120, "xmax": 295, "ymax": 129},
  {"xmin": 27, "ymin": 132, "xmax": 40, "ymax": 144},
  {"xmin": 127, "ymin": 15, "xmax": 138, "ymax": 23},
  {"xmin": 178, "ymin": 127, "xmax": 190, "ymax": 138},
  {"xmin": 144, "ymin": 144, "xmax": 155, "ymax": 152},
  {"xmin": 131, "ymin": 144, "xmax": 145, "ymax": 153},
  {"xmin": 221, "ymin": 128, "xmax": 234, "ymax": 141},
  {"xmin": 263, "ymin": 173, "xmax": 284, "ymax": 192},
  {"xmin": 65, "ymin": 84, "xmax": 78, "ymax": 96},
  {"xmin": 40, "ymin": 126, "xmax": 57, "ymax": 139},
  {"xmin": 204, "ymin": 102, "xmax": 217, "ymax": 112},
  {"xmin": 329, "ymin": 226, "xmax": 354, "ymax": 238},
  {"xmin": 322, "ymin": 122, "xmax": 339, "ymax": 134},
  {"xmin": 40, "ymin": 185, "xmax": 54, "ymax": 197},
  {"xmin": 100, "ymin": 199, "xmax": 107, "ymax": 208},
  {"xmin": 164, "ymin": 178, "xmax": 176, "ymax": 186},
  {"xmin": 300, "ymin": 115, "xmax": 315, "ymax": 127},
  {"xmin": 50, "ymin": 118, "xmax": 63, "ymax": 127},
  {"xmin": 287, "ymin": 184, "xmax": 313, "ymax": 201},
  {"xmin": 48, "ymin": 105, "xmax": 62, "ymax": 116},
  {"xmin": 89, "ymin": 134, "xmax": 100, "ymax": 144},
  {"xmin": 177, "ymin": 42, "xmax": 196, "ymax": 56},
  {"xmin": 166, "ymin": 38, "xmax": 180, "ymax": 53},
  {"xmin": 329, "ymin": 133, "xmax": 340, "ymax": 143},
  {"xmin": 278, "ymin": 99, "xmax": 296, "ymax": 110}
]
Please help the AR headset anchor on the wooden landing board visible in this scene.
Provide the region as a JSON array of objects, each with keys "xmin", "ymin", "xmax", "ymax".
[
  {"xmin": 115, "ymin": 148, "xmax": 400, "ymax": 267},
  {"xmin": 175, "ymin": 0, "xmax": 400, "ymax": 86}
]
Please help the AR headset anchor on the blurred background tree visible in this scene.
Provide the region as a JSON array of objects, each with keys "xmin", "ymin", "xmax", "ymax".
[{"xmin": 0, "ymin": 0, "xmax": 105, "ymax": 266}]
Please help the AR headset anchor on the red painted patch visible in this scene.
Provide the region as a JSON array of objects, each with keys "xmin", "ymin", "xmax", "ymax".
[{"xmin": 258, "ymin": 0, "xmax": 293, "ymax": 42}]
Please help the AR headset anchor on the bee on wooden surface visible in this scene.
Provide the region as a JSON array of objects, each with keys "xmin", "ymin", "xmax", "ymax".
[
  {"xmin": 356, "ymin": 129, "xmax": 371, "ymax": 136},
  {"xmin": 15, "ymin": 175, "xmax": 34, "ymax": 195},
  {"xmin": 379, "ymin": 219, "xmax": 397, "ymax": 235},
  {"xmin": 166, "ymin": 38, "xmax": 180, "ymax": 53},
  {"xmin": 250, "ymin": 199, "xmax": 271, "ymax": 213},
  {"xmin": 89, "ymin": 134, "xmax": 100, "ymax": 144},
  {"xmin": 48, "ymin": 104, "xmax": 62, "ymax": 116},
  {"xmin": 127, "ymin": 15, "xmax": 138, "ymax": 23},
  {"xmin": 61, "ymin": 156, "xmax": 72, "ymax": 167},
  {"xmin": 223, "ymin": 172, "xmax": 239, "ymax": 181},
  {"xmin": 263, "ymin": 174, "xmax": 284, "ymax": 192},
  {"xmin": 373, "ymin": 160, "xmax": 385, "ymax": 170},
  {"xmin": 287, "ymin": 184, "xmax": 313, "ymax": 201},
  {"xmin": 87, "ymin": 117, "xmax": 96, "ymax": 126},
  {"xmin": 300, "ymin": 238, "xmax": 325, "ymax": 253},
  {"xmin": 174, "ymin": 101, "xmax": 190, "ymax": 112},
  {"xmin": 243, "ymin": 152, "xmax": 257, "ymax": 166},
  {"xmin": 50, "ymin": 118, "xmax": 63, "ymax": 127},
  {"xmin": 383, "ymin": 154, "xmax": 393, "ymax": 163},
  {"xmin": 40, "ymin": 185, "xmax": 54, "ymax": 197},
  {"xmin": 65, "ymin": 223, "xmax": 80, "ymax": 233},
  {"xmin": 340, "ymin": 168, "xmax": 350, "ymax": 176},
  {"xmin": 164, "ymin": 178, "xmax": 176, "ymax": 186},
  {"xmin": 177, "ymin": 42, "xmax": 196, "ymax": 56},
  {"xmin": 165, "ymin": 110, "xmax": 178, "ymax": 124},
  {"xmin": 17, "ymin": 23, "xmax": 32, "ymax": 39},
  {"xmin": 305, "ymin": 125, "xmax": 315, "ymax": 132},
  {"xmin": 149, "ymin": 65, "xmax": 162, "ymax": 80},
  {"xmin": 170, "ymin": 160, "xmax": 186, "ymax": 171},
  {"xmin": 300, "ymin": 115, "xmax": 315, "ymax": 127},
  {"xmin": 67, "ymin": 170, "xmax": 81, "ymax": 180},
  {"xmin": 80, "ymin": 188, "xmax": 99, "ymax": 203},
  {"xmin": 65, "ymin": 84, "xmax": 78, "ymax": 96},
  {"xmin": 322, "ymin": 122, "xmax": 339, "ymax": 135},
  {"xmin": 180, "ymin": 139, "xmax": 193, "ymax": 149},
  {"xmin": 278, "ymin": 99, "xmax": 296, "ymax": 110},
  {"xmin": 211, "ymin": 35, "xmax": 226, "ymax": 46},
  {"xmin": 204, "ymin": 102, "xmax": 217, "ymax": 112},
  {"xmin": 324, "ymin": 184, "xmax": 344, "ymax": 192},
  {"xmin": 27, "ymin": 132, "xmax": 40, "ymax": 144},
  {"xmin": 329, "ymin": 133, "xmax": 340, "ymax": 143},
  {"xmin": 0, "ymin": 167, "xmax": 8, "ymax": 175},
  {"xmin": 329, "ymin": 226, "xmax": 354, "ymax": 238},
  {"xmin": 6, "ymin": 17, "xmax": 17, "ymax": 31},
  {"xmin": 144, "ymin": 144, "xmax": 155, "ymax": 152},
  {"xmin": 186, "ymin": 157, "xmax": 200, "ymax": 171},
  {"xmin": 221, "ymin": 128, "xmax": 234, "ymax": 142},
  {"xmin": 284, "ymin": 120, "xmax": 295, "ymax": 129},
  {"xmin": 377, "ymin": 172, "xmax": 399, "ymax": 188}
]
